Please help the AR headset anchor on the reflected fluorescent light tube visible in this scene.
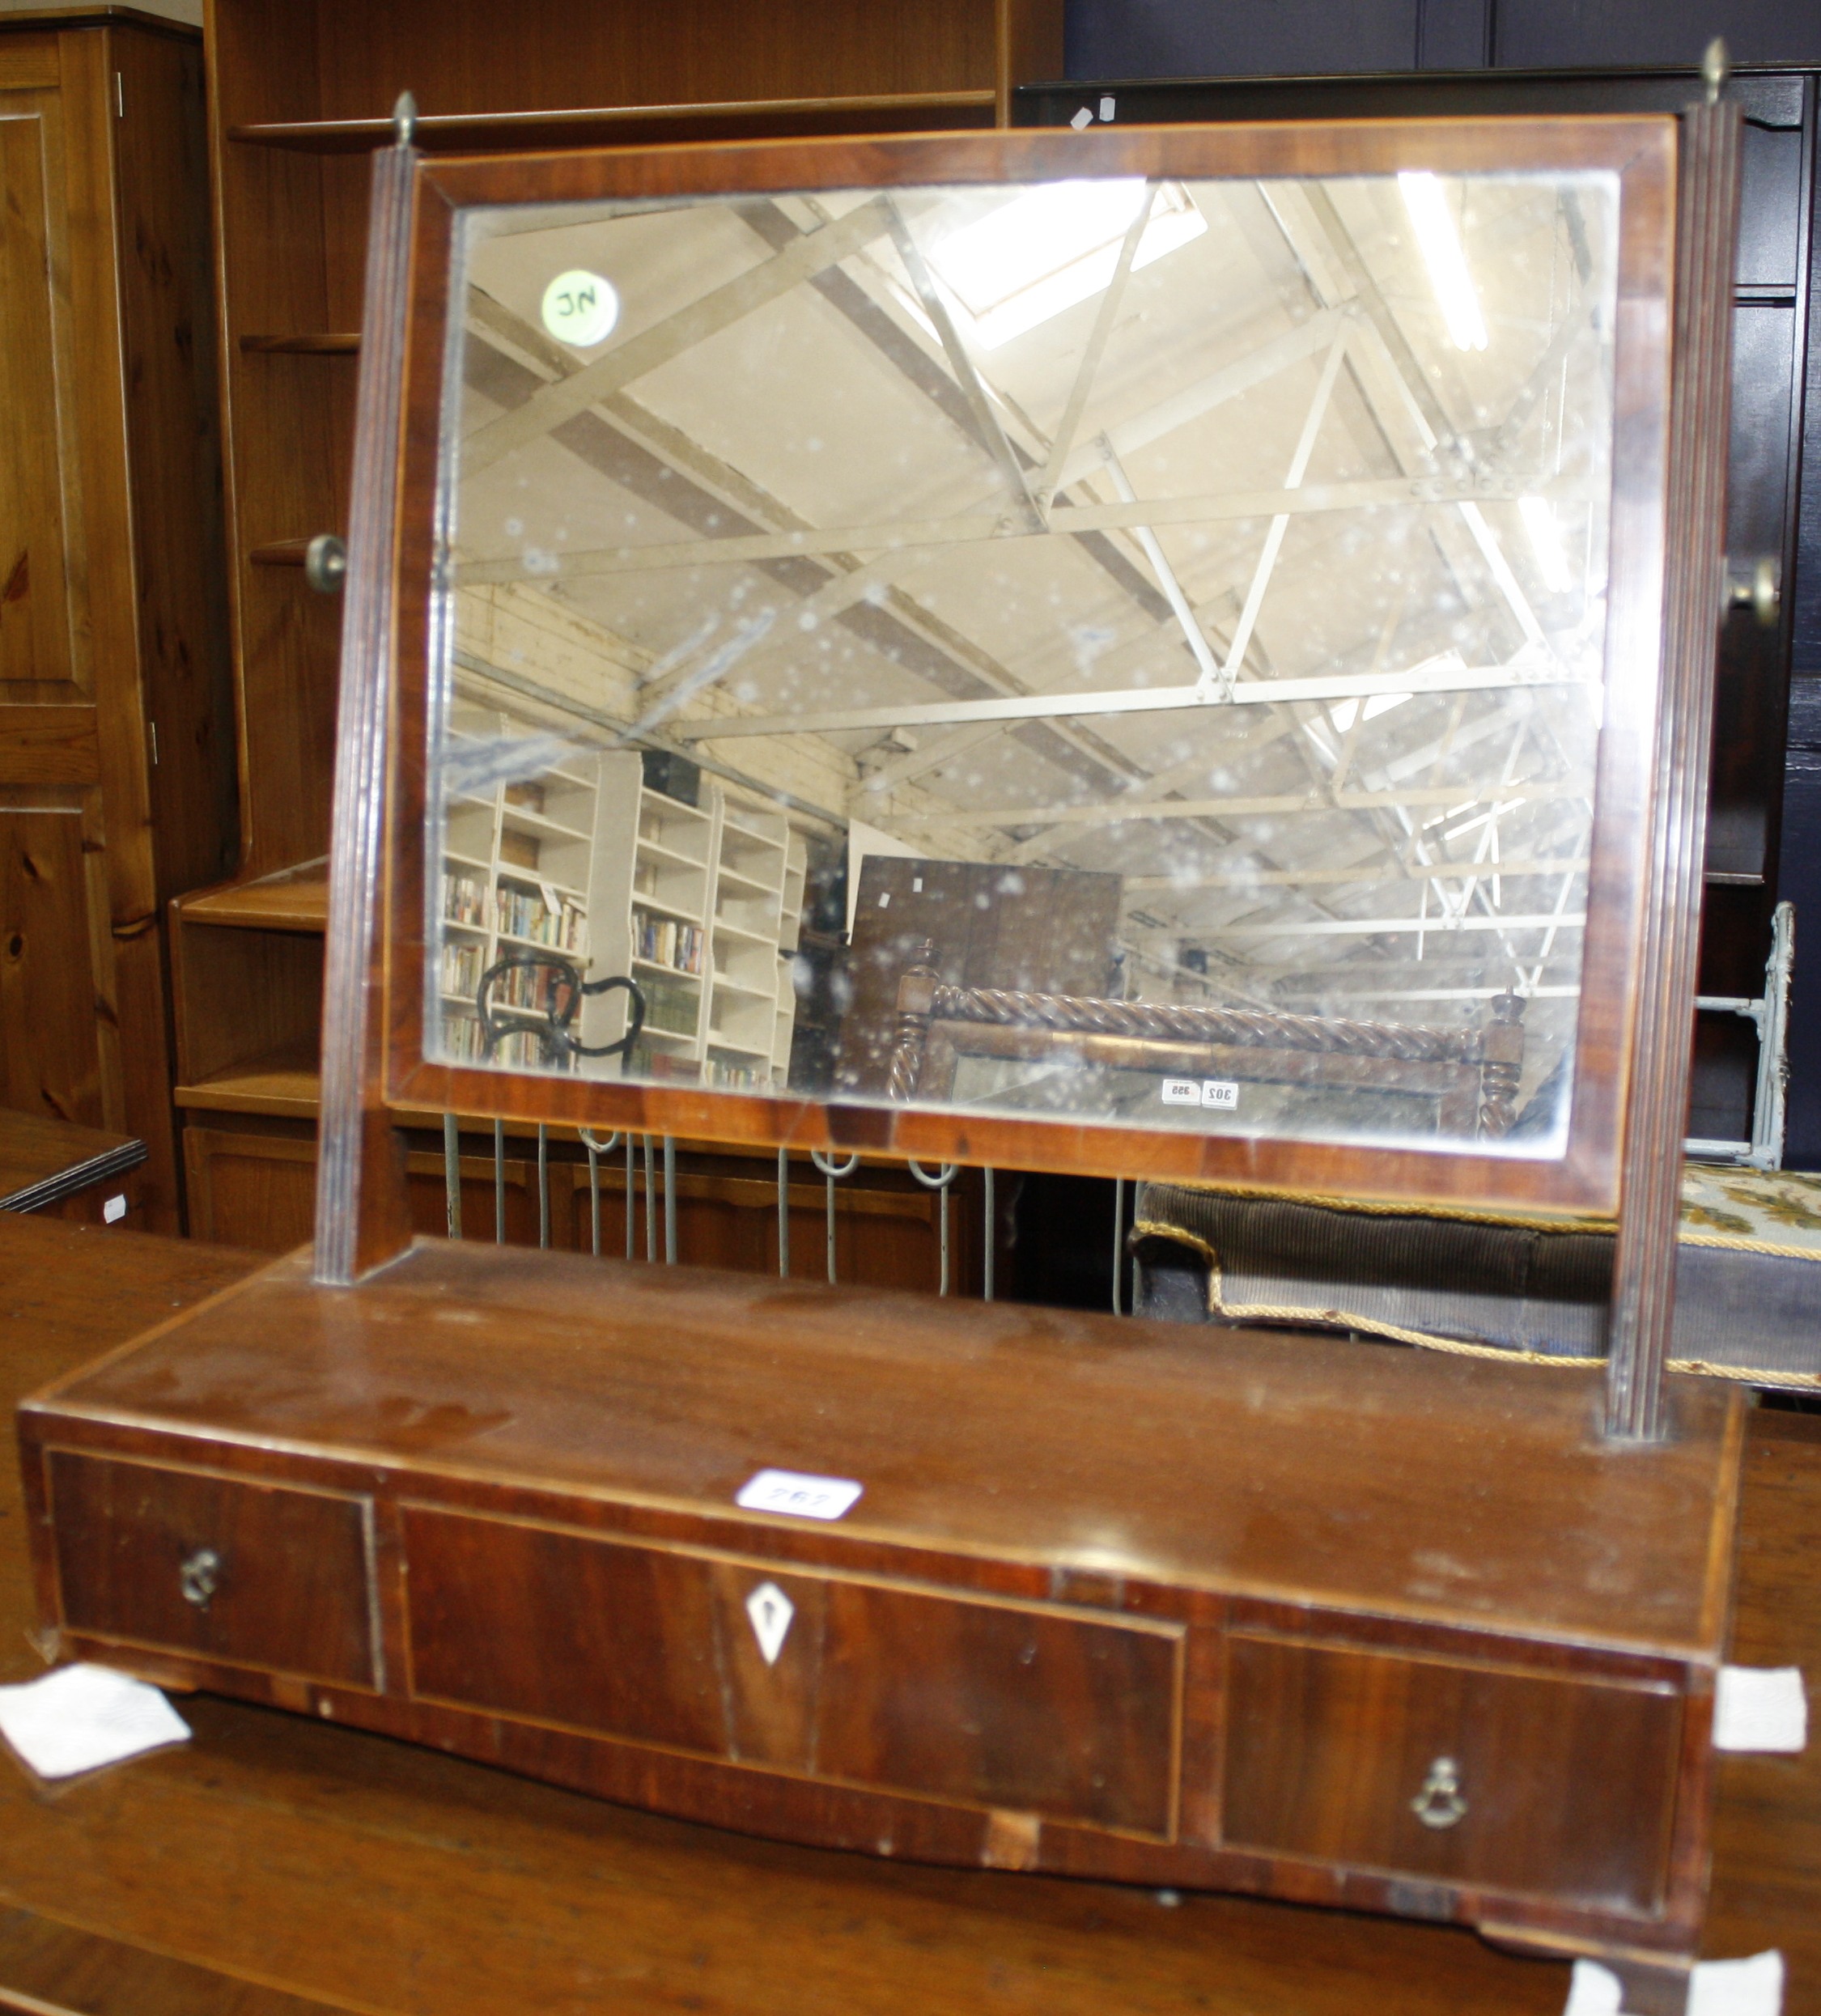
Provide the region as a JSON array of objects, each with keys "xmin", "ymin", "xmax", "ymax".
[
  {"xmin": 1399, "ymin": 172, "xmax": 1488, "ymax": 353},
  {"xmin": 1518, "ymin": 494, "xmax": 1573, "ymax": 592}
]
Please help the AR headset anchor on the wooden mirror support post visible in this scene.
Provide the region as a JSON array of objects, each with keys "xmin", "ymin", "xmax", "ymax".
[
  {"xmin": 313, "ymin": 96, "xmax": 422, "ymax": 1288},
  {"xmin": 1606, "ymin": 71, "xmax": 1741, "ymax": 1445},
  {"xmin": 20, "ymin": 88, "xmax": 1749, "ymax": 2007}
]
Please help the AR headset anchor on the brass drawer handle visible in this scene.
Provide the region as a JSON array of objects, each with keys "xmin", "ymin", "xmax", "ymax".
[
  {"xmin": 1411, "ymin": 1755, "xmax": 1467, "ymax": 1830},
  {"xmin": 179, "ymin": 1547, "xmax": 221, "ymax": 1611}
]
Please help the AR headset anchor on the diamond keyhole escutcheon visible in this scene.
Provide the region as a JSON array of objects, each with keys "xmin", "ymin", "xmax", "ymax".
[{"xmin": 746, "ymin": 1581, "xmax": 794, "ymax": 1665}]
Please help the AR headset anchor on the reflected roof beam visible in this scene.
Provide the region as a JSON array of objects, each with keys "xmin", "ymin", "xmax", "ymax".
[
  {"xmin": 1123, "ymin": 855, "xmax": 1589, "ymax": 891},
  {"xmin": 448, "ymin": 647, "xmax": 850, "ymax": 834},
  {"xmin": 1212, "ymin": 911, "xmax": 1585, "ymax": 940},
  {"xmin": 461, "ymin": 194, "xmax": 896, "ymax": 477},
  {"xmin": 1049, "ymin": 306, "xmax": 1349, "ymax": 494},
  {"xmin": 1038, "ymin": 185, "xmax": 1157, "ymax": 501},
  {"xmin": 452, "ymin": 474, "xmax": 1562, "ymax": 585},
  {"xmin": 1208, "ymin": 327, "xmax": 1349, "ymax": 698},
  {"xmin": 673, "ymin": 661, "xmax": 1581, "ymax": 741},
  {"xmin": 850, "ymin": 719, "xmax": 1004, "ymax": 804},
  {"xmin": 1097, "ymin": 438, "xmax": 1223, "ymax": 688},
  {"xmin": 883, "ymin": 201, "xmax": 1043, "ymax": 532},
  {"xmin": 882, "ymin": 780, "xmax": 1568, "ymax": 831},
  {"xmin": 1291, "ymin": 185, "xmax": 1555, "ymax": 658},
  {"xmin": 734, "ymin": 197, "xmax": 1175, "ymax": 630},
  {"xmin": 461, "ymin": 292, "xmax": 1144, "ymax": 804}
]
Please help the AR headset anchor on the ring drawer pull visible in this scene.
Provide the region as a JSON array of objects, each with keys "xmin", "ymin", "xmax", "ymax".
[
  {"xmin": 178, "ymin": 1547, "xmax": 221, "ymax": 1611},
  {"xmin": 1410, "ymin": 1755, "xmax": 1467, "ymax": 1830}
]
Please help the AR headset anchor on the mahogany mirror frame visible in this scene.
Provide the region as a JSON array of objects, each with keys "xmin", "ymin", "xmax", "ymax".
[{"xmin": 371, "ymin": 121, "xmax": 1682, "ymax": 1225}]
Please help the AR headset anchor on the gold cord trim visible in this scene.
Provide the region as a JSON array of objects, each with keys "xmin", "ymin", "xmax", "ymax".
[
  {"xmin": 1144, "ymin": 1177, "xmax": 1613, "ymax": 1233},
  {"xmin": 1131, "ymin": 1226, "xmax": 1821, "ymax": 1388}
]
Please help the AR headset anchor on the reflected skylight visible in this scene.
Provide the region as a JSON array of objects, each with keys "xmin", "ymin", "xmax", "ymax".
[{"xmin": 926, "ymin": 180, "xmax": 1208, "ymax": 349}]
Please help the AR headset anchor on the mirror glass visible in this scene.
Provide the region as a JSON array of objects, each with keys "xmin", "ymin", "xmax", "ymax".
[{"xmin": 426, "ymin": 168, "xmax": 1619, "ymax": 1157}]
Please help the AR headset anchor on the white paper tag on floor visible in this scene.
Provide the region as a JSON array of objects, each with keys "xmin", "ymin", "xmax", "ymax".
[
  {"xmin": 0, "ymin": 1663, "xmax": 190, "ymax": 1779},
  {"xmin": 1688, "ymin": 1953, "xmax": 1786, "ymax": 2016},
  {"xmin": 1564, "ymin": 1952, "xmax": 1785, "ymax": 2016},
  {"xmin": 1715, "ymin": 1666, "xmax": 1808, "ymax": 1752},
  {"xmin": 1564, "ymin": 1964, "xmax": 1625, "ymax": 2016}
]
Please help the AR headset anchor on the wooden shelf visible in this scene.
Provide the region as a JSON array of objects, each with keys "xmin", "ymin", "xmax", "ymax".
[
  {"xmin": 175, "ymin": 1041, "xmax": 323, "ymax": 1118},
  {"xmin": 227, "ymin": 89, "xmax": 998, "ymax": 155},
  {"xmin": 177, "ymin": 863, "xmax": 329, "ymax": 932},
  {"xmin": 239, "ymin": 333, "xmax": 360, "ymax": 354}
]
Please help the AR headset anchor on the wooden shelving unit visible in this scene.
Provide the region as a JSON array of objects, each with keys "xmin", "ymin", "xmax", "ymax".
[
  {"xmin": 177, "ymin": 0, "xmax": 1065, "ymax": 1252},
  {"xmin": 171, "ymin": 859, "xmax": 330, "ymax": 1122},
  {"xmin": 225, "ymin": 87, "xmax": 999, "ymax": 154}
]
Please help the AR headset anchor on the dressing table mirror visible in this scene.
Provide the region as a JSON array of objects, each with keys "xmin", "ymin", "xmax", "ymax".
[{"xmin": 23, "ymin": 101, "xmax": 1744, "ymax": 2001}]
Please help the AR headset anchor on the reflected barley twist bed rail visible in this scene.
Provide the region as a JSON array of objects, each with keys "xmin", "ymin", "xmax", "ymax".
[{"xmin": 888, "ymin": 942, "xmax": 1526, "ymax": 1138}]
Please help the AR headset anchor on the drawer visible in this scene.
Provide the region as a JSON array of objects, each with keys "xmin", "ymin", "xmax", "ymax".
[
  {"xmin": 403, "ymin": 1506, "xmax": 1181, "ymax": 1836},
  {"xmin": 1222, "ymin": 1634, "xmax": 1682, "ymax": 1912},
  {"xmin": 48, "ymin": 1449, "xmax": 377, "ymax": 1689}
]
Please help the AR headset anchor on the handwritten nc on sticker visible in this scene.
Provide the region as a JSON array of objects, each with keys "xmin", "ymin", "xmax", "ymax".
[{"xmin": 736, "ymin": 1469, "xmax": 864, "ymax": 1522}]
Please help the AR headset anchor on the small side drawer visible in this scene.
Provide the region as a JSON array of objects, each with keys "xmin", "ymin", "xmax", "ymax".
[
  {"xmin": 48, "ymin": 1449, "xmax": 376, "ymax": 1688},
  {"xmin": 1222, "ymin": 1633, "xmax": 1682, "ymax": 1912}
]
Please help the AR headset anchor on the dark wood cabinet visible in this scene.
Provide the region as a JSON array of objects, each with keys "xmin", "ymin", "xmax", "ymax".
[{"xmin": 0, "ymin": 11, "xmax": 236, "ymax": 1232}]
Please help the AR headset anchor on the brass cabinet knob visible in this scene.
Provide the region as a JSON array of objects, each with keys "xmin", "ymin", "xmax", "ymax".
[
  {"xmin": 304, "ymin": 533, "xmax": 347, "ymax": 596},
  {"xmin": 1410, "ymin": 1755, "xmax": 1468, "ymax": 1830},
  {"xmin": 178, "ymin": 1547, "xmax": 222, "ymax": 1611},
  {"xmin": 1726, "ymin": 556, "xmax": 1781, "ymax": 629}
]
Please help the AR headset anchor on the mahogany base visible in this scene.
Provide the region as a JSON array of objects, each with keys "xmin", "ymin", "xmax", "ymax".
[{"xmin": 19, "ymin": 1241, "xmax": 1744, "ymax": 1971}]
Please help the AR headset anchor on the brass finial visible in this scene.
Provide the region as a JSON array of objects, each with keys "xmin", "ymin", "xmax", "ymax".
[
  {"xmin": 1703, "ymin": 37, "xmax": 1728, "ymax": 106},
  {"xmin": 393, "ymin": 90, "xmax": 418, "ymax": 147}
]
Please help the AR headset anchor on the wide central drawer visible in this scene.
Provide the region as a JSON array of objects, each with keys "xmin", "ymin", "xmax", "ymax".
[
  {"xmin": 401, "ymin": 1505, "xmax": 1182, "ymax": 1836},
  {"xmin": 1222, "ymin": 1632, "xmax": 1683, "ymax": 1912}
]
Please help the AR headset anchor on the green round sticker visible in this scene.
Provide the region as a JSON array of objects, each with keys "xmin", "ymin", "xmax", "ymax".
[{"xmin": 540, "ymin": 270, "xmax": 619, "ymax": 348}]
